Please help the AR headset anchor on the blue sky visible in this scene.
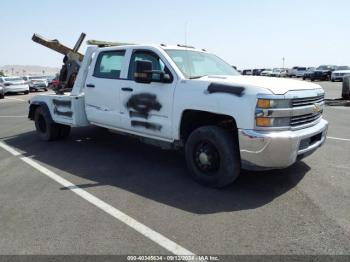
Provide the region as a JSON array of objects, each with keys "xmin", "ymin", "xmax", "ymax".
[{"xmin": 0, "ymin": 0, "xmax": 349, "ymax": 69}]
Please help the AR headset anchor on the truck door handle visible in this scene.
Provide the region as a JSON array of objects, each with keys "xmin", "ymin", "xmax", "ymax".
[
  {"xmin": 86, "ymin": 84, "xmax": 95, "ymax": 88},
  {"xmin": 122, "ymin": 87, "xmax": 133, "ymax": 92}
]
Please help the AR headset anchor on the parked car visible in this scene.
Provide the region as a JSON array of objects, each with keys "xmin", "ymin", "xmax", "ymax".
[
  {"xmin": 44, "ymin": 75, "xmax": 56, "ymax": 85},
  {"xmin": 252, "ymin": 69, "xmax": 267, "ymax": 76},
  {"xmin": 23, "ymin": 76, "xmax": 49, "ymax": 92},
  {"xmin": 311, "ymin": 65, "xmax": 337, "ymax": 81},
  {"xmin": 0, "ymin": 76, "xmax": 29, "ymax": 94},
  {"xmin": 331, "ymin": 66, "xmax": 350, "ymax": 82},
  {"xmin": 270, "ymin": 68, "xmax": 288, "ymax": 77},
  {"xmin": 295, "ymin": 67, "xmax": 307, "ymax": 78},
  {"xmin": 242, "ymin": 69, "xmax": 253, "ymax": 75},
  {"xmin": 0, "ymin": 85, "xmax": 4, "ymax": 99},
  {"xmin": 287, "ymin": 67, "xmax": 299, "ymax": 77},
  {"xmin": 260, "ymin": 69, "xmax": 273, "ymax": 76},
  {"xmin": 303, "ymin": 67, "xmax": 316, "ymax": 80}
]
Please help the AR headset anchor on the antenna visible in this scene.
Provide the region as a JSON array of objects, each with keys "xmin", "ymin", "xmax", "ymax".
[{"xmin": 185, "ymin": 21, "xmax": 188, "ymax": 46}]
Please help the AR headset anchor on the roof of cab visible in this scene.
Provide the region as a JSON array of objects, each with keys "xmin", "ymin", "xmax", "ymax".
[{"xmin": 94, "ymin": 43, "xmax": 207, "ymax": 53}]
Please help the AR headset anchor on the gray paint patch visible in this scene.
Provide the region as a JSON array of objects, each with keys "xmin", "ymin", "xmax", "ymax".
[
  {"xmin": 52, "ymin": 99, "xmax": 72, "ymax": 108},
  {"xmin": 131, "ymin": 121, "xmax": 162, "ymax": 131},
  {"xmin": 207, "ymin": 83, "xmax": 245, "ymax": 96},
  {"xmin": 54, "ymin": 108, "xmax": 73, "ymax": 117}
]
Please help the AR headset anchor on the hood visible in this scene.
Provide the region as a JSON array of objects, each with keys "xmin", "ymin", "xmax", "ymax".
[
  {"xmin": 333, "ymin": 70, "xmax": 350, "ymax": 74},
  {"xmin": 314, "ymin": 69, "xmax": 330, "ymax": 73},
  {"xmin": 201, "ymin": 75, "xmax": 322, "ymax": 95}
]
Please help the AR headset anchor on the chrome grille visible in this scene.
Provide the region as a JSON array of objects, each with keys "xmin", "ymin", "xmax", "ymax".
[
  {"xmin": 292, "ymin": 95, "xmax": 324, "ymax": 107},
  {"xmin": 291, "ymin": 112, "xmax": 322, "ymax": 127}
]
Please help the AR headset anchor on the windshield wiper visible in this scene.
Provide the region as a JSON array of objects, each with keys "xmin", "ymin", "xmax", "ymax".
[{"xmin": 189, "ymin": 75, "xmax": 207, "ymax": 79}]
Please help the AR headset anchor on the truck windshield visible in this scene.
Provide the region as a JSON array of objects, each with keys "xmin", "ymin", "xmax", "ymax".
[{"xmin": 165, "ymin": 50, "xmax": 239, "ymax": 79}]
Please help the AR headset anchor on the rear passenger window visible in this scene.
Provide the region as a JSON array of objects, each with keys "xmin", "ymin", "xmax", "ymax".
[{"xmin": 93, "ymin": 50, "xmax": 126, "ymax": 79}]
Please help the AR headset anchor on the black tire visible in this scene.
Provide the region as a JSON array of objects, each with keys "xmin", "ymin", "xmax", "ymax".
[
  {"xmin": 185, "ymin": 126, "xmax": 240, "ymax": 188},
  {"xmin": 0, "ymin": 93, "xmax": 4, "ymax": 99},
  {"xmin": 44, "ymin": 88, "xmax": 48, "ymax": 91},
  {"xmin": 58, "ymin": 124, "xmax": 71, "ymax": 139},
  {"xmin": 24, "ymin": 90, "xmax": 29, "ymax": 94},
  {"xmin": 34, "ymin": 107, "xmax": 71, "ymax": 141}
]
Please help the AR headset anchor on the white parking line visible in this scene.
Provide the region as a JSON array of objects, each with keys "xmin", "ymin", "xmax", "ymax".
[
  {"xmin": 0, "ymin": 141, "xmax": 196, "ymax": 257},
  {"xmin": 4, "ymin": 97, "xmax": 27, "ymax": 102},
  {"xmin": 0, "ymin": 116, "xmax": 27, "ymax": 118},
  {"xmin": 327, "ymin": 136, "xmax": 350, "ymax": 142}
]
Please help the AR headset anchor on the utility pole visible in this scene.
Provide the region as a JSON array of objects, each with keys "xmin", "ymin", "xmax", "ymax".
[{"xmin": 282, "ymin": 57, "xmax": 285, "ymax": 69}]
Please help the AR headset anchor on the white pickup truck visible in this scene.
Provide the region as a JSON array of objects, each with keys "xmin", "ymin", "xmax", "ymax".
[{"xmin": 28, "ymin": 44, "xmax": 328, "ymax": 187}]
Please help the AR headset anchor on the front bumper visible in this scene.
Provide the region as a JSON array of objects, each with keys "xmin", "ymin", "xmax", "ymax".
[
  {"xmin": 30, "ymin": 84, "xmax": 47, "ymax": 89},
  {"xmin": 331, "ymin": 76, "xmax": 345, "ymax": 81},
  {"xmin": 238, "ymin": 119, "xmax": 328, "ymax": 170}
]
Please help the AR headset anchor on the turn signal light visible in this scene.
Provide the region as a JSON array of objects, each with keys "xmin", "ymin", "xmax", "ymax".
[{"xmin": 257, "ymin": 99, "xmax": 271, "ymax": 108}]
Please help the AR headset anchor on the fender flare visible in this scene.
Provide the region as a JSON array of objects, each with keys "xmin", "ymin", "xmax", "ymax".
[{"xmin": 28, "ymin": 101, "xmax": 54, "ymax": 123}]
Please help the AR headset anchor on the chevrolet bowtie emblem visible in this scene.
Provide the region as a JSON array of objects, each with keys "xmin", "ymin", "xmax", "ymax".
[{"xmin": 313, "ymin": 103, "xmax": 321, "ymax": 113}]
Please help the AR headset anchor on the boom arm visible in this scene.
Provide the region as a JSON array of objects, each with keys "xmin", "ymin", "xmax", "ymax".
[{"xmin": 32, "ymin": 33, "xmax": 85, "ymax": 61}]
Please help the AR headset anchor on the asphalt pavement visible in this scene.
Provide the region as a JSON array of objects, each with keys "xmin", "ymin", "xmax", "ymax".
[{"xmin": 0, "ymin": 82, "xmax": 349, "ymax": 256}]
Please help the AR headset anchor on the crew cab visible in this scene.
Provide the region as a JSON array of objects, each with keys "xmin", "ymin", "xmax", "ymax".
[{"xmin": 28, "ymin": 44, "xmax": 328, "ymax": 188}]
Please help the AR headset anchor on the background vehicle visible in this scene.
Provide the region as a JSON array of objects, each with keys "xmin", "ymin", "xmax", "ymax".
[
  {"xmin": 23, "ymin": 76, "xmax": 49, "ymax": 92},
  {"xmin": 253, "ymin": 69, "xmax": 266, "ymax": 76},
  {"xmin": 0, "ymin": 85, "xmax": 4, "ymax": 99},
  {"xmin": 331, "ymin": 66, "xmax": 350, "ymax": 82},
  {"xmin": 311, "ymin": 65, "xmax": 337, "ymax": 81},
  {"xmin": 295, "ymin": 67, "xmax": 307, "ymax": 78},
  {"xmin": 287, "ymin": 66, "xmax": 299, "ymax": 77},
  {"xmin": 303, "ymin": 67, "xmax": 316, "ymax": 80},
  {"xmin": 28, "ymin": 33, "xmax": 328, "ymax": 188},
  {"xmin": 260, "ymin": 69, "xmax": 273, "ymax": 76},
  {"xmin": 0, "ymin": 76, "xmax": 29, "ymax": 94},
  {"xmin": 270, "ymin": 68, "xmax": 288, "ymax": 77},
  {"xmin": 242, "ymin": 69, "xmax": 253, "ymax": 75}
]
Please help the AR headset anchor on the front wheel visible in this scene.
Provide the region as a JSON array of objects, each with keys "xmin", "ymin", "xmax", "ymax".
[{"xmin": 185, "ymin": 126, "xmax": 241, "ymax": 188}]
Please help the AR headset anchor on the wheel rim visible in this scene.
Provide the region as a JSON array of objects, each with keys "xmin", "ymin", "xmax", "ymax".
[
  {"xmin": 193, "ymin": 140, "xmax": 220, "ymax": 174},
  {"xmin": 37, "ymin": 114, "xmax": 47, "ymax": 133}
]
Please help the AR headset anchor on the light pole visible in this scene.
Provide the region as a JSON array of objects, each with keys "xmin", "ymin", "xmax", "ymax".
[{"xmin": 282, "ymin": 57, "xmax": 285, "ymax": 69}]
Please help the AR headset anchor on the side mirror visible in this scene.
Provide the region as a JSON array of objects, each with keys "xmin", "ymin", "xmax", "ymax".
[
  {"xmin": 134, "ymin": 60, "xmax": 152, "ymax": 84},
  {"xmin": 161, "ymin": 73, "xmax": 172, "ymax": 83}
]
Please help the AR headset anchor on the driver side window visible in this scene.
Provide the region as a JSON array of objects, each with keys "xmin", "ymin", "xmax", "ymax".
[{"xmin": 128, "ymin": 51, "xmax": 169, "ymax": 82}]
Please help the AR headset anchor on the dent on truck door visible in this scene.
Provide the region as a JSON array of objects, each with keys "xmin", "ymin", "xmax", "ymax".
[
  {"xmin": 119, "ymin": 50, "xmax": 175, "ymax": 139},
  {"xmin": 84, "ymin": 50, "xmax": 126, "ymax": 127}
]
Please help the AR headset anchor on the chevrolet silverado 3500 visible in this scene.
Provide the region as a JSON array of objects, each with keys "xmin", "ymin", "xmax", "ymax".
[{"xmin": 28, "ymin": 43, "xmax": 328, "ymax": 188}]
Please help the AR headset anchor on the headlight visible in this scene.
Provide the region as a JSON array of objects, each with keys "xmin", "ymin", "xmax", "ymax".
[
  {"xmin": 255, "ymin": 98, "xmax": 291, "ymax": 128},
  {"xmin": 257, "ymin": 98, "xmax": 291, "ymax": 109}
]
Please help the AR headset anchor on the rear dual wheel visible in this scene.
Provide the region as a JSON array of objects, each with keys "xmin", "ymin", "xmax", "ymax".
[{"xmin": 34, "ymin": 107, "xmax": 71, "ymax": 141}]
